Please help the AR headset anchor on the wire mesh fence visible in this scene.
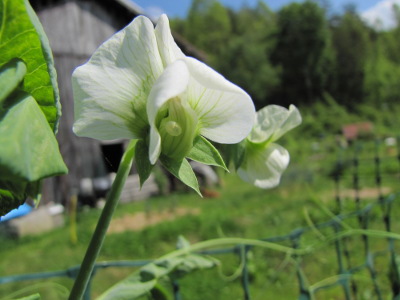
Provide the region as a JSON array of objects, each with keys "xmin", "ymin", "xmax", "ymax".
[{"xmin": 0, "ymin": 138, "xmax": 399, "ymax": 299}]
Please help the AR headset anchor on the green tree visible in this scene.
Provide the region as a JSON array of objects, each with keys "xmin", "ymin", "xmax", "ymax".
[
  {"xmin": 271, "ymin": 1, "xmax": 334, "ymax": 106},
  {"xmin": 330, "ymin": 9, "xmax": 370, "ymax": 108},
  {"xmin": 364, "ymin": 4, "xmax": 400, "ymax": 106},
  {"xmin": 218, "ymin": 1, "xmax": 279, "ymax": 108},
  {"xmin": 183, "ymin": 0, "xmax": 232, "ymax": 66}
]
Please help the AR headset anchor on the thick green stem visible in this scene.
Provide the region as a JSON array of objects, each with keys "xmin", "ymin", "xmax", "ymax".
[{"xmin": 68, "ymin": 140, "xmax": 137, "ymax": 300}]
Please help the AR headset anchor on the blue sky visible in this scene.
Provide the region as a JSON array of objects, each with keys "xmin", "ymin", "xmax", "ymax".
[{"xmin": 131, "ymin": 0, "xmax": 400, "ymax": 29}]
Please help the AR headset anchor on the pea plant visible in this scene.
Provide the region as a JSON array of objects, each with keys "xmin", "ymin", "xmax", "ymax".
[{"xmin": 0, "ymin": 1, "xmax": 301, "ymax": 299}]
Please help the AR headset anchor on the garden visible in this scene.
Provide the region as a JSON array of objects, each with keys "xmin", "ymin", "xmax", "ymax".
[{"xmin": 1, "ymin": 0, "xmax": 400, "ymax": 299}]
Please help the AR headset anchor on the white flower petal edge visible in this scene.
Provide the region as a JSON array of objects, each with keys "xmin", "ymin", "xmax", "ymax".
[
  {"xmin": 237, "ymin": 143, "xmax": 290, "ymax": 189},
  {"xmin": 147, "ymin": 60, "xmax": 190, "ymax": 164},
  {"xmin": 155, "ymin": 14, "xmax": 185, "ymax": 67},
  {"xmin": 183, "ymin": 57, "xmax": 255, "ymax": 144},
  {"xmin": 72, "ymin": 16, "xmax": 164, "ymax": 140},
  {"xmin": 249, "ymin": 105, "xmax": 302, "ymax": 144}
]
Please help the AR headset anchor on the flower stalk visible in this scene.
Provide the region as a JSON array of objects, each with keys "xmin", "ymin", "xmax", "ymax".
[{"xmin": 68, "ymin": 139, "xmax": 137, "ymax": 300}]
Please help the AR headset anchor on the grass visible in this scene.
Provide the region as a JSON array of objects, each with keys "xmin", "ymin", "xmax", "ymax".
[
  {"xmin": 1, "ymin": 166, "xmax": 398, "ymax": 299},
  {"xmin": 0, "ymin": 173, "xmax": 327, "ymax": 299},
  {"xmin": 0, "ymin": 102, "xmax": 399, "ymax": 299}
]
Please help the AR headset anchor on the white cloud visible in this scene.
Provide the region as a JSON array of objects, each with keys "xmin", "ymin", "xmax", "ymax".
[
  {"xmin": 361, "ymin": 0, "xmax": 400, "ymax": 30},
  {"xmin": 145, "ymin": 6, "xmax": 166, "ymax": 19}
]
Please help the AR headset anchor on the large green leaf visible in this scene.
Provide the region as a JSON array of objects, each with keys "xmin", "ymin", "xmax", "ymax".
[
  {"xmin": 0, "ymin": 0, "xmax": 61, "ymax": 131},
  {"xmin": 0, "ymin": 58, "xmax": 27, "ymax": 110},
  {"xmin": 0, "ymin": 91, "xmax": 67, "ymax": 215},
  {"xmin": 0, "ymin": 94, "xmax": 67, "ymax": 182},
  {"xmin": 0, "ymin": 1, "xmax": 67, "ymax": 216}
]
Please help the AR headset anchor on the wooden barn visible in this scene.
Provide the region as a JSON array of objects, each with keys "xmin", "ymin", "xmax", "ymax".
[{"xmin": 30, "ymin": 0, "xmax": 206, "ymax": 206}]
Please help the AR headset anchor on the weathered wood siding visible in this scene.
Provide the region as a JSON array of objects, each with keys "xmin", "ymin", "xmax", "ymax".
[
  {"xmin": 37, "ymin": 1, "xmax": 128, "ymax": 205},
  {"xmin": 32, "ymin": 0, "xmax": 204, "ymax": 205}
]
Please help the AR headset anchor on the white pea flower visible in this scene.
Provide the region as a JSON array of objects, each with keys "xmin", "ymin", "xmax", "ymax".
[
  {"xmin": 72, "ymin": 14, "xmax": 255, "ymax": 166},
  {"xmin": 238, "ymin": 105, "xmax": 301, "ymax": 189}
]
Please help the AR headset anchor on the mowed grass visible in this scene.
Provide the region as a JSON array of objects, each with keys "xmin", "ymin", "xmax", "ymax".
[{"xmin": 0, "ymin": 133, "xmax": 399, "ymax": 299}]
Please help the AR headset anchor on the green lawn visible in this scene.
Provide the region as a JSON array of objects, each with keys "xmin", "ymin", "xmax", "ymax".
[{"xmin": 0, "ymin": 124, "xmax": 399, "ymax": 299}]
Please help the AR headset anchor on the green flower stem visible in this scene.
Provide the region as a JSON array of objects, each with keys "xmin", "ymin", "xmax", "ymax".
[{"xmin": 68, "ymin": 140, "xmax": 137, "ymax": 300}]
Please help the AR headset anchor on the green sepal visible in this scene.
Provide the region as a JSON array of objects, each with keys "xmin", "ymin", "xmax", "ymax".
[
  {"xmin": 219, "ymin": 140, "xmax": 246, "ymax": 170},
  {"xmin": 160, "ymin": 156, "xmax": 201, "ymax": 196},
  {"xmin": 187, "ymin": 136, "xmax": 229, "ymax": 172},
  {"xmin": 0, "ymin": 94, "xmax": 67, "ymax": 182},
  {"xmin": 135, "ymin": 139, "xmax": 154, "ymax": 187}
]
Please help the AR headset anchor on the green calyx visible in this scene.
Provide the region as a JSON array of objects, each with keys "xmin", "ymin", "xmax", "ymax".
[{"xmin": 158, "ymin": 97, "xmax": 198, "ymax": 161}]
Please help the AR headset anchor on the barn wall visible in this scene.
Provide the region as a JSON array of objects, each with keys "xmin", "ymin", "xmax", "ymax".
[{"xmin": 37, "ymin": 1, "xmax": 128, "ymax": 205}]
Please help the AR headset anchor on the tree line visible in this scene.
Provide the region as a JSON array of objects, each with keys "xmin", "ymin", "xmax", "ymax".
[{"xmin": 171, "ymin": 0, "xmax": 400, "ymax": 110}]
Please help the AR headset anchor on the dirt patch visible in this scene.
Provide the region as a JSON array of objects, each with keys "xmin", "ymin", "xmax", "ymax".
[
  {"xmin": 108, "ymin": 207, "xmax": 201, "ymax": 234},
  {"xmin": 339, "ymin": 187, "xmax": 392, "ymax": 199},
  {"xmin": 319, "ymin": 187, "xmax": 392, "ymax": 203}
]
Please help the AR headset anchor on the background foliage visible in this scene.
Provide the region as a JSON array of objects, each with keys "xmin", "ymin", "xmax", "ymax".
[{"xmin": 171, "ymin": 0, "xmax": 400, "ymax": 112}]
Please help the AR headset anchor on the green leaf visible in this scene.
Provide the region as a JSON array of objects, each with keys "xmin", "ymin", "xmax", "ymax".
[
  {"xmin": 170, "ymin": 254, "xmax": 217, "ymax": 280},
  {"xmin": 176, "ymin": 235, "xmax": 191, "ymax": 250},
  {"xmin": 187, "ymin": 136, "xmax": 228, "ymax": 171},
  {"xmin": 0, "ymin": 0, "xmax": 61, "ymax": 131},
  {"xmin": 98, "ymin": 254, "xmax": 217, "ymax": 300},
  {"xmin": 135, "ymin": 140, "xmax": 154, "ymax": 187},
  {"xmin": 0, "ymin": 180, "xmax": 28, "ymax": 216},
  {"xmin": 15, "ymin": 294, "xmax": 41, "ymax": 300},
  {"xmin": 160, "ymin": 156, "xmax": 201, "ymax": 196},
  {"xmin": 0, "ymin": 58, "xmax": 26, "ymax": 110},
  {"xmin": 0, "ymin": 94, "xmax": 67, "ymax": 182},
  {"xmin": 150, "ymin": 284, "xmax": 171, "ymax": 300}
]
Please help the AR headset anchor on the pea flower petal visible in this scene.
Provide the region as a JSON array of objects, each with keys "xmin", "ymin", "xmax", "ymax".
[
  {"xmin": 154, "ymin": 14, "xmax": 185, "ymax": 67},
  {"xmin": 72, "ymin": 14, "xmax": 255, "ymax": 169},
  {"xmin": 238, "ymin": 105, "xmax": 301, "ymax": 189},
  {"xmin": 147, "ymin": 60, "xmax": 192, "ymax": 164},
  {"xmin": 72, "ymin": 16, "xmax": 164, "ymax": 140},
  {"xmin": 249, "ymin": 104, "xmax": 302, "ymax": 144},
  {"xmin": 237, "ymin": 143, "xmax": 290, "ymax": 189},
  {"xmin": 182, "ymin": 57, "xmax": 255, "ymax": 144}
]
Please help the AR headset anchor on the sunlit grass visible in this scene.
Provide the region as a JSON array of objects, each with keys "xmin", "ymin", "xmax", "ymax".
[{"xmin": 0, "ymin": 108, "xmax": 399, "ymax": 299}]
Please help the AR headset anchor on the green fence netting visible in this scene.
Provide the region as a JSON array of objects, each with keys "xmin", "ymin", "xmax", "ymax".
[{"xmin": 0, "ymin": 138, "xmax": 399, "ymax": 300}]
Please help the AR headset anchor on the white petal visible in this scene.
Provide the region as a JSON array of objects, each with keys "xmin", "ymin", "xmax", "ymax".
[
  {"xmin": 147, "ymin": 60, "xmax": 190, "ymax": 164},
  {"xmin": 238, "ymin": 143, "xmax": 290, "ymax": 189},
  {"xmin": 155, "ymin": 14, "xmax": 185, "ymax": 67},
  {"xmin": 182, "ymin": 57, "xmax": 255, "ymax": 144},
  {"xmin": 249, "ymin": 105, "xmax": 302, "ymax": 143},
  {"xmin": 73, "ymin": 16, "xmax": 164, "ymax": 140}
]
